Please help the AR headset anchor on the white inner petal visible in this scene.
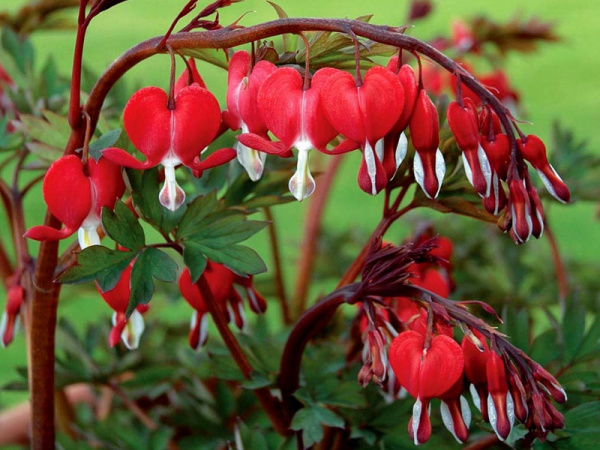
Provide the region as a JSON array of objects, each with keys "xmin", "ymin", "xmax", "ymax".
[
  {"xmin": 122, "ymin": 309, "xmax": 145, "ymax": 350},
  {"xmin": 537, "ymin": 167, "xmax": 567, "ymax": 204},
  {"xmin": 461, "ymin": 152, "xmax": 475, "ymax": 187},
  {"xmin": 396, "ymin": 132, "xmax": 408, "ymax": 169},
  {"xmin": 440, "ymin": 401, "xmax": 462, "ymax": 444},
  {"xmin": 434, "ymin": 148, "xmax": 446, "ymax": 198},
  {"xmin": 461, "ymin": 395, "xmax": 472, "ymax": 429},
  {"xmin": 470, "ymin": 384, "xmax": 481, "ymax": 412},
  {"xmin": 478, "ymin": 144, "xmax": 492, "ymax": 198},
  {"xmin": 0, "ymin": 312, "xmax": 8, "ymax": 348},
  {"xmin": 374, "ymin": 137, "xmax": 385, "ymax": 162},
  {"xmin": 159, "ymin": 163, "xmax": 186, "ymax": 211},
  {"xmin": 412, "ymin": 397, "xmax": 423, "ymax": 445},
  {"xmin": 363, "ymin": 141, "xmax": 379, "ymax": 196},
  {"xmin": 289, "ymin": 148, "xmax": 315, "ymax": 201}
]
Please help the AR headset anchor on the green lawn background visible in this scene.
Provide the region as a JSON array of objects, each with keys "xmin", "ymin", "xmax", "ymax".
[{"xmin": 0, "ymin": 0, "xmax": 598, "ymax": 409}]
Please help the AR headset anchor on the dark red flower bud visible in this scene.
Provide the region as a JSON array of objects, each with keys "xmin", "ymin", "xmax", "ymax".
[
  {"xmin": 439, "ymin": 377, "xmax": 471, "ymax": 444},
  {"xmin": 531, "ymin": 362, "xmax": 567, "ymax": 403},
  {"xmin": 518, "ymin": 135, "xmax": 570, "ymax": 204},
  {"xmin": 409, "ymin": 89, "xmax": 446, "ymax": 199},
  {"xmin": 1, "ymin": 285, "xmax": 24, "ymax": 347},
  {"xmin": 527, "ymin": 184, "xmax": 545, "ymax": 238},
  {"xmin": 479, "ymin": 108, "xmax": 503, "ymax": 136},
  {"xmin": 486, "ymin": 352, "xmax": 514, "ymax": 440},
  {"xmin": 507, "ymin": 364, "xmax": 529, "ymax": 423},
  {"xmin": 174, "ymin": 58, "xmax": 207, "ymax": 94},
  {"xmin": 508, "ymin": 179, "xmax": 533, "ymax": 244}
]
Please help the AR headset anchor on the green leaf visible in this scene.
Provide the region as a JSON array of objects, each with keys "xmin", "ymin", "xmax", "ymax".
[
  {"xmin": 290, "ymin": 406, "xmax": 344, "ymax": 448},
  {"xmin": 198, "ymin": 244, "xmax": 267, "ymax": 277},
  {"xmin": 182, "ymin": 242, "xmax": 208, "ymax": 283},
  {"xmin": 178, "ymin": 48, "xmax": 229, "ymax": 70},
  {"xmin": 545, "ymin": 402, "xmax": 600, "ymax": 449},
  {"xmin": 102, "ymin": 201, "xmax": 145, "ymax": 251},
  {"xmin": 89, "ymin": 129, "xmax": 122, "ymax": 161},
  {"xmin": 15, "ymin": 111, "xmax": 70, "ymax": 151},
  {"xmin": 25, "ymin": 142, "xmax": 63, "ymax": 162},
  {"xmin": 563, "ymin": 297, "xmax": 586, "ymax": 362},
  {"xmin": 1, "ymin": 28, "xmax": 34, "ymax": 74},
  {"xmin": 127, "ymin": 247, "xmax": 178, "ymax": 315},
  {"xmin": 176, "ymin": 191, "xmax": 219, "ymax": 239},
  {"xmin": 57, "ymin": 246, "xmax": 135, "ymax": 291},
  {"xmin": 576, "ymin": 315, "xmax": 600, "ymax": 358},
  {"xmin": 188, "ymin": 216, "xmax": 268, "ymax": 247}
]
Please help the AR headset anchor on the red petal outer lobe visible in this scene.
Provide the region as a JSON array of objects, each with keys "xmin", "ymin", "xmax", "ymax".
[
  {"xmin": 508, "ymin": 179, "xmax": 533, "ymax": 244},
  {"xmin": 447, "ymin": 99, "xmax": 479, "ymax": 151},
  {"xmin": 481, "ymin": 134, "xmax": 510, "ymax": 181},
  {"xmin": 409, "ymin": 89, "xmax": 439, "ymax": 152},
  {"xmin": 88, "ymin": 157, "xmax": 126, "ymax": 215},
  {"xmin": 123, "ymin": 87, "xmax": 172, "ymax": 166},
  {"xmin": 357, "ymin": 151, "xmax": 388, "ymax": 194},
  {"xmin": 390, "ymin": 330, "xmax": 464, "ymax": 400},
  {"xmin": 225, "ymin": 51, "xmax": 251, "ymax": 130},
  {"xmin": 174, "ymin": 58, "xmax": 207, "ymax": 94},
  {"xmin": 322, "ymin": 67, "xmax": 403, "ymax": 146},
  {"xmin": 172, "ymin": 84, "xmax": 221, "ymax": 166},
  {"xmin": 42, "ymin": 155, "xmax": 92, "ymax": 229},
  {"xmin": 179, "ymin": 268, "xmax": 208, "ymax": 313},
  {"xmin": 479, "ymin": 107, "xmax": 502, "ymax": 136},
  {"xmin": 486, "ymin": 351, "xmax": 512, "ymax": 440},
  {"xmin": 518, "ymin": 135, "xmax": 570, "ymax": 203},
  {"xmin": 462, "ymin": 330, "xmax": 489, "ymax": 385},
  {"xmin": 96, "ymin": 264, "xmax": 132, "ymax": 313},
  {"xmin": 386, "ymin": 57, "xmax": 418, "ymax": 133}
]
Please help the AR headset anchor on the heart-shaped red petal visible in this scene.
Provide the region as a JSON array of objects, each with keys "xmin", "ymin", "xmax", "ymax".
[
  {"xmin": 172, "ymin": 84, "xmax": 221, "ymax": 166},
  {"xmin": 237, "ymin": 60, "xmax": 277, "ymax": 134},
  {"xmin": 123, "ymin": 87, "xmax": 171, "ymax": 165},
  {"xmin": 390, "ymin": 330, "xmax": 464, "ymax": 400},
  {"xmin": 43, "ymin": 155, "xmax": 92, "ymax": 229},
  {"xmin": 88, "ymin": 157, "xmax": 126, "ymax": 215}
]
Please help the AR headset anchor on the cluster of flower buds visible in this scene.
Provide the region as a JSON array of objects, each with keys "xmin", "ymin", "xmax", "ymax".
[
  {"xmin": 447, "ymin": 97, "xmax": 569, "ymax": 244},
  {"xmin": 355, "ymin": 234, "xmax": 566, "ymax": 445},
  {"xmin": 178, "ymin": 262, "xmax": 266, "ymax": 349}
]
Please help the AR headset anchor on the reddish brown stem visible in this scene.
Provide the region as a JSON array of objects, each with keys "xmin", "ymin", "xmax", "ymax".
[
  {"xmin": 292, "ymin": 155, "xmax": 343, "ymax": 317},
  {"xmin": 545, "ymin": 223, "xmax": 568, "ymax": 304},
  {"xmin": 195, "ymin": 274, "xmax": 290, "ymax": 436},
  {"xmin": 464, "ymin": 434, "xmax": 501, "ymax": 450},
  {"xmin": 263, "ymin": 206, "xmax": 291, "ymax": 325},
  {"xmin": 108, "ymin": 381, "xmax": 158, "ymax": 430}
]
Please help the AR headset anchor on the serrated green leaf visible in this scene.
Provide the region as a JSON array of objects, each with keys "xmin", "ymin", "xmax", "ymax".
[
  {"xmin": 57, "ymin": 246, "xmax": 135, "ymax": 290},
  {"xmin": 189, "ymin": 216, "xmax": 268, "ymax": 247},
  {"xmin": 25, "ymin": 142, "xmax": 63, "ymax": 162},
  {"xmin": 199, "ymin": 244, "xmax": 267, "ymax": 277},
  {"xmin": 176, "ymin": 191, "xmax": 218, "ymax": 239},
  {"xmin": 290, "ymin": 406, "xmax": 344, "ymax": 448},
  {"xmin": 179, "ymin": 48, "xmax": 228, "ymax": 70},
  {"xmin": 89, "ymin": 129, "xmax": 122, "ymax": 161},
  {"xmin": 17, "ymin": 112, "xmax": 70, "ymax": 150},
  {"xmin": 2, "ymin": 28, "xmax": 34, "ymax": 74},
  {"xmin": 127, "ymin": 247, "xmax": 178, "ymax": 315},
  {"xmin": 102, "ymin": 201, "xmax": 145, "ymax": 250},
  {"xmin": 240, "ymin": 371, "xmax": 272, "ymax": 390},
  {"xmin": 563, "ymin": 297, "xmax": 586, "ymax": 362},
  {"xmin": 182, "ymin": 242, "xmax": 208, "ymax": 283},
  {"xmin": 576, "ymin": 315, "xmax": 600, "ymax": 358}
]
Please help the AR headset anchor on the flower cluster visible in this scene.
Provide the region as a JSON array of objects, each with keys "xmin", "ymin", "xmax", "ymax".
[
  {"xmin": 179, "ymin": 262, "xmax": 266, "ymax": 349},
  {"xmin": 356, "ymin": 234, "xmax": 566, "ymax": 445}
]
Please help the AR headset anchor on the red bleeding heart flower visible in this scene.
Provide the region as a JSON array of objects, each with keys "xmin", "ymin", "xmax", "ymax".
[
  {"xmin": 518, "ymin": 134, "xmax": 570, "ymax": 204},
  {"xmin": 389, "ymin": 330, "xmax": 464, "ymax": 445},
  {"xmin": 237, "ymin": 67, "xmax": 338, "ymax": 200},
  {"xmin": 447, "ymin": 99, "xmax": 492, "ymax": 197},
  {"xmin": 321, "ymin": 66, "xmax": 404, "ymax": 195},
  {"xmin": 481, "ymin": 133, "xmax": 510, "ymax": 215},
  {"xmin": 223, "ymin": 51, "xmax": 277, "ymax": 181},
  {"xmin": 96, "ymin": 264, "xmax": 147, "ymax": 350},
  {"xmin": 409, "ymin": 89, "xmax": 446, "ymax": 199},
  {"xmin": 102, "ymin": 84, "xmax": 233, "ymax": 211},
  {"xmin": 25, "ymin": 155, "xmax": 125, "ymax": 248},
  {"xmin": 1, "ymin": 283, "xmax": 24, "ymax": 348},
  {"xmin": 178, "ymin": 263, "xmax": 267, "ymax": 350}
]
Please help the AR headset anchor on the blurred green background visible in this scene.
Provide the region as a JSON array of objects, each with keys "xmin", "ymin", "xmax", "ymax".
[{"xmin": 1, "ymin": 0, "xmax": 598, "ymax": 409}]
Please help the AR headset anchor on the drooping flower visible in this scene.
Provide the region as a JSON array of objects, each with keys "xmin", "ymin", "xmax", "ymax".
[
  {"xmin": 96, "ymin": 264, "xmax": 147, "ymax": 350},
  {"xmin": 1, "ymin": 283, "xmax": 24, "ymax": 348},
  {"xmin": 237, "ymin": 67, "xmax": 339, "ymax": 200},
  {"xmin": 321, "ymin": 66, "xmax": 404, "ymax": 195},
  {"xmin": 447, "ymin": 99, "xmax": 492, "ymax": 197},
  {"xmin": 480, "ymin": 132, "xmax": 510, "ymax": 215},
  {"xmin": 223, "ymin": 51, "xmax": 277, "ymax": 181},
  {"xmin": 409, "ymin": 89, "xmax": 446, "ymax": 199},
  {"xmin": 389, "ymin": 330, "xmax": 464, "ymax": 445},
  {"xmin": 178, "ymin": 263, "xmax": 267, "ymax": 350},
  {"xmin": 102, "ymin": 84, "xmax": 234, "ymax": 211},
  {"xmin": 25, "ymin": 155, "xmax": 125, "ymax": 248},
  {"xmin": 518, "ymin": 134, "xmax": 570, "ymax": 204}
]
